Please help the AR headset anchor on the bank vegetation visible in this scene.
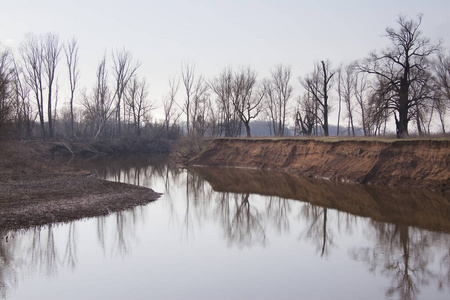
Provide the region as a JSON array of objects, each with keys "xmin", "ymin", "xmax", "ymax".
[{"xmin": 0, "ymin": 15, "xmax": 449, "ymax": 147}]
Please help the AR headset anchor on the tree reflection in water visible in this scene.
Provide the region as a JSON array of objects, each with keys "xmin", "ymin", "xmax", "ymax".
[
  {"xmin": 62, "ymin": 223, "xmax": 77, "ymax": 271},
  {"xmin": 300, "ymin": 205, "xmax": 334, "ymax": 257},
  {"xmin": 0, "ymin": 225, "xmax": 61, "ymax": 297},
  {"xmin": 221, "ymin": 193, "xmax": 267, "ymax": 248},
  {"xmin": 0, "ymin": 156, "xmax": 448, "ymax": 299},
  {"xmin": 351, "ymin": 223, "xmax": 450, "ymax": 300},
  {"xmin": 193, "ymin": 166, "xmax": 450, "ymax": 298}
]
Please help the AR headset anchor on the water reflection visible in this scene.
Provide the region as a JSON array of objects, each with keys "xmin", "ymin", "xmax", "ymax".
[
  {"xmin": 193, "ymin": 166, "xmax": 450, "ymax": 299},
  {"xmin": 0, "ymin": 208, "xmax": 144, "ymax": 298},
  {"xmin": 191, "ymin": 166, "xmax": 450, "ymax": 233},
  {"xmin": 1, "ymin": 156, "xmax": 449, "ymax": 300},
  {"xmin": 351, "ymin": 222, "xmax": 450, "ymax": 300},
  {"xmin": 218, "ymin": 192, "xmax": 267, "ymax": 248}
]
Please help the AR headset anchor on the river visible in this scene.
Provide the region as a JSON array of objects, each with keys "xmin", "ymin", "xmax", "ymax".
[{"xmin": 1, "ymin": 155, "xmax": 449, "ymax": 300}]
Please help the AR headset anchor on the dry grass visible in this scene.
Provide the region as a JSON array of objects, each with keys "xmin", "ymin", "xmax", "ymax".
[{"xmin": 214, "ymin": 134, "xmax": 450, "ymax": 143}]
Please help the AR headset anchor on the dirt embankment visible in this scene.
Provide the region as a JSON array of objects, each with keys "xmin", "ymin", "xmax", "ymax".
[
  {"xmin": 0, "ymin": 141, "xmax": 161, "ymax": 230},
  {"xmin": 191, "ymin": 138, "xmax": 450, "ymax": 192}
]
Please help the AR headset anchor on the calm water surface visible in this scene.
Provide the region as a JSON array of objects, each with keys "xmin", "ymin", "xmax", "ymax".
[{"xmin": 1, "ymin": 155, "xmax": 449, "ymax": 300}]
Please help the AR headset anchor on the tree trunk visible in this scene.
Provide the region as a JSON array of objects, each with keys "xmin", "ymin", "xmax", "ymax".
[
  {"xmin": 397, "ymin": 107, "xmax": 409, "ymax": 138},
  {"xmin": 48, "ymin": 90, "xmax": 53, "ymax": 139},
  {"xmin": 337, "ymin": 95, "xmax": 341, "ymax": 136},
  {"xmin": 397, "ymin": 77, "xmax": 409, "ymax": 138},
  {"xmin": 323, "ymin": 106, "xmax": 329, "ymax": 137},
  {"xmin": 244, "ymin": 122, "xmax": 251, "ymax": 137},
  {"xmin": 360, "ymin": 103, "xmax": 367, "ymax": 136},
  {"xmin": 321, "ymin": 61, "xmax": 330, "ymax": 137},
  {"xmin": 350, "ymin": 111, "xmax": 355, "ymax": 136}
]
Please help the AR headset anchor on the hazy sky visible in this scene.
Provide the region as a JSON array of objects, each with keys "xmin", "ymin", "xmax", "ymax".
[{"xmin": 1, "ymin": 0, "xmax": 450, "ymax": 121}]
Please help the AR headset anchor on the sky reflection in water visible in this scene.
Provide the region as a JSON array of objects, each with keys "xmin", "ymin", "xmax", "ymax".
[{"xmin": 1, "ymin": 155, "xmax": 449, "ymax": 300}]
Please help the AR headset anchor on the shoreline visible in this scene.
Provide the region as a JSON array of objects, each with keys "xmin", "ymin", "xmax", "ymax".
[
  {"xmin": 190, "ymin": 138, "xmax": 450, "ymax": 192},
  {"xmin": 0, "ymin": 141, "xmax": 161, "ymax": 231}
]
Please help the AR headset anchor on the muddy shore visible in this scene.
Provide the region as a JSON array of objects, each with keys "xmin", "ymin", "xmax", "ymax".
[{"xmin": 0, "ymin": 141, "xmax": 161, "ymax": 231}]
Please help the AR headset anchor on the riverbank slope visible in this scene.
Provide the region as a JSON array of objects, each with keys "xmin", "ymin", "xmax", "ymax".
[{"xmin": 190, "ymin": 138, "xmax": 450, "ymax": 192}]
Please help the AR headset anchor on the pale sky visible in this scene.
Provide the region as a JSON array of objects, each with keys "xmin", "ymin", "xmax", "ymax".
[{"xmin": 1, "ymin": 0, "xmax": 450, "ymax": 123}]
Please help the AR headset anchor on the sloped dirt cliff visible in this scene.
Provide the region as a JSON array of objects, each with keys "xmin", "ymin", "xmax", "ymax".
[{"xmin": 191, "ymin": 138, "xmax": 450, "ymax": 192}]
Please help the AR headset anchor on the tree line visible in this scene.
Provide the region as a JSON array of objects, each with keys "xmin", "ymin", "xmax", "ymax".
[{"xmin": 0, "ymin": 15, "xmax": 449, "ymax": 143}]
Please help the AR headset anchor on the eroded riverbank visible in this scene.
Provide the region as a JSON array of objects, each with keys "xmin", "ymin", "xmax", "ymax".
[{"xmin": 191, "ymin": 138, "xmax": 450, "ymax": 192}]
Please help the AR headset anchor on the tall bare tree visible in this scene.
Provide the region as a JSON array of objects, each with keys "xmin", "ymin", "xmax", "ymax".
[
  {"xmin": 336, "ymin": 66, "xmax": 343, "ymax": 136},
  {"xmin": 432, "ymin": 51, "xmax": 450, "ymax": 133},
  {"xmin": 359, "ymin": 15, "xmax": 440, "ymax": 138},
  {"xmin": 124, "ymin": 76, "xmax": 151, "ymax": 136},
  {"xmin": 43, "ymin": 33, "xmax": 61, "ymax": 139},
  {"xmin": 264, "ymin": 64, "xmax": 293, "ymax": 136},
  {"xmin": 181, "ymin": 61, "xmax": 195, "ymax": 135},
  {"xmin": 300, "ymin": 60, "xmax": 335, "ymax": 136},
  {"xmin": 231, "ymin": 67, "xmax": 264, "ymax": 137},
  {"xmin": 163, "ymin": 77, "xmax": 181, "ymax": 138},
  {"xmin": 20, "ymin": 33, "xmax": 61, "ymax": 139},
  {"xmin": 338, "ymin": 64, "xmax": 357, "ymax": 135},
  {"xmin": 0, "ymin": 45, "xmax": 14, "ymax": 129},
  {"xmin": 12, "ymin": 57, "xmax": 35, "ymax": 138},
  {"xmin": 112, "ymin": 49, "xmax": 140, "ymax": 136},
  {"xmin": 21, "ymin": 34, "xmax": 45, "ymax": 137},
  {"xmin": 354, "ymin": 70, "xmax": 370, "ymax": 136},
  {"xmin": 209, "ymin": 67, "xmax": 240, "ymax": 137},
  {"xmin": 64, "ymin": 37, "xmax": 79, "ymax": 138},
  {"xmin": 187, "ymin": 75, "xmax": 209, "ymax": 136},
  {"xmin": 81, "ymin": 56, "xmax": 114, "ymax": 140}
]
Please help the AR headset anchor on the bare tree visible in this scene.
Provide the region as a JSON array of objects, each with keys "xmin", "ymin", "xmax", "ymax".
[
  {"xmin": 190, "ymin": 75, "xmax": 209, "ymax": 136},
  {"xmin": 365, "ymin": 75, "xmax": 394, "ymax": 136},
  {"xmin": 81, "ymin": 56, "xmax": 115, "ymax": 140},
  {"xmin": 264, "ymin": 64, "xmax": 293, "ymax": 136},
  {"xmin": 231, "ymin": 67, "xmax": 264, "ymax": 137},
  {"xmin": 209, "ymin": 67, "xmax": 240, "ymax": 137},
  {"xmin": 300, "ymin": 60, "xmax": 335, "ymax": 136},
  {"xmin": 12, "ymin": 57, "xmax": 35, "ymax": 138},
  {"xmin": 359, "ymin": 15, "xmax": 440, "ymax": 138},
  {"xmin": 181, "ymin": 61, "xmax": 195, "ymax": 135},
  {"xmin": 336, "ymin": 66, "xmax": 343, "ymax": 136},
  {"xmin": 0, "ymin": 45, "xmax": 14, "ymax": 129},
  {"xmin": 20, "ymin": 33, "xmax": 61, "ymax": 139},
  {"xmin": 64, "ymin": 37, "xmax": 79, "ymax": 138},
  {"xmin": 124, "ymin": 76, "xmax": 152, "ymax": 136},
  {"xmin": 295, "ymin": 92, "xmax": 315, "ymax": 136},
  {"xmin": 338, "ymin": 64, "xmax": 357, "ymax": 136},
  {"xmin": 42, "ymin": 33, "xmax": 61, "ymax": 139},
  {"xmin": 162, "ymin": 77, "xmax": 181, "ymax": 138},
  {"xmin": 354, "ymin": 69, "xmax": 370, "ymax": 136},
  {"xmin": 432, "ymin": 51, "xmax": 450, "ymax": 133},
  {"xmin": 112, "ymin": 49, "xmax": 140, "ymax": 136},
  {"xmin": 206, "ymin": 93, "xmax": 220, "ymax": 136},
  {"xmin": 21, "ymin": 34, "xmax": 46, "ymax": 137},
  {"xmin": 410, "ymin": 69, "xmax": 435, "ymax": 135}
]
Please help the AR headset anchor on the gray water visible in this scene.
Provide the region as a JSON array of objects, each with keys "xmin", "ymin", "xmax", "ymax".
[{"xmin": 1, "ymin": 155, "xmax": 449, "ymax": 300}]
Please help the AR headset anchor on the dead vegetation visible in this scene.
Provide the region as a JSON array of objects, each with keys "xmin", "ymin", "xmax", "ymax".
[{"xmin": 171, "ymin": 135, "xmax": 213, "ymax": 165}]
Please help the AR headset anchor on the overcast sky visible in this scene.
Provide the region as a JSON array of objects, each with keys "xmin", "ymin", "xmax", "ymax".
[{"xmin": 1, "ymin": 0, "xmax": 450, "ymax": 121}]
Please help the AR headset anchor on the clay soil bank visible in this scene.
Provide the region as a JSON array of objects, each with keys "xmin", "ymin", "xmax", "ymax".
[
  {"xmin": 191, "ymin": 138, "xmax": 450, "ymax": 192},
  {"xmin": 0, "ymin": 141, "xmax": 161, "ymax": 231}
]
